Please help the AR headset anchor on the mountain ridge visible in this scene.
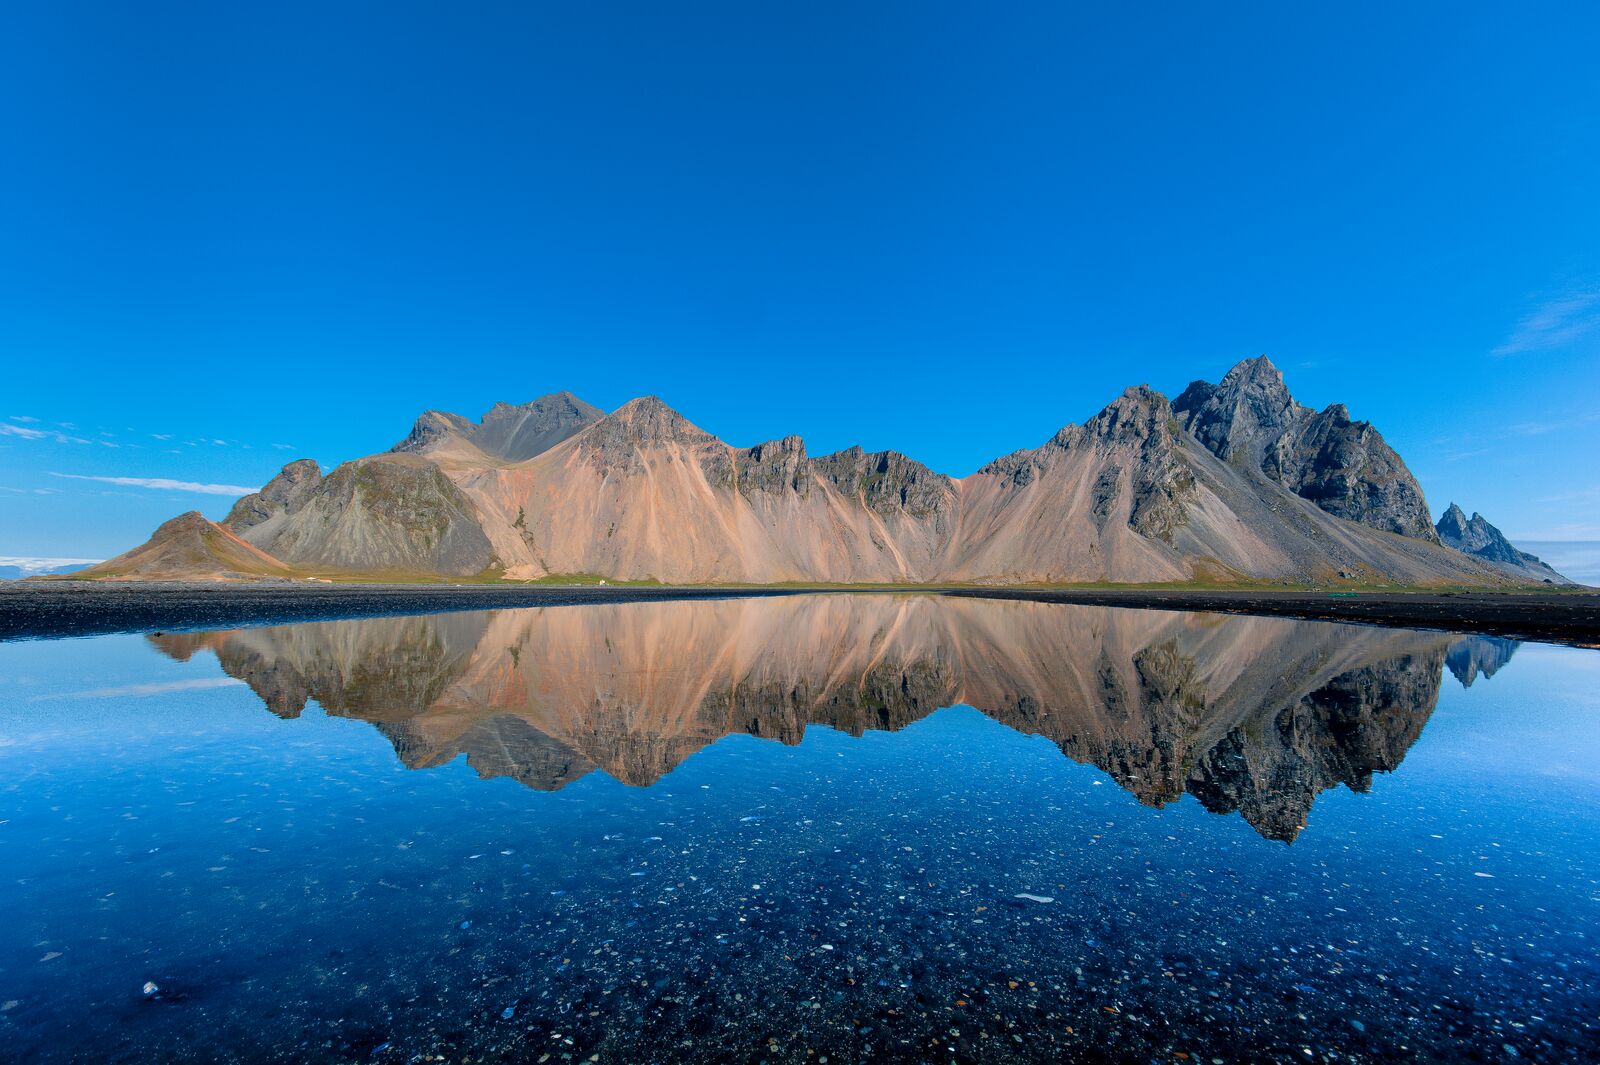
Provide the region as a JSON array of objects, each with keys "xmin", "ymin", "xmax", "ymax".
[{"xmin": 79, "ymin": 358, "xmax": 1538, "ymax": 586}]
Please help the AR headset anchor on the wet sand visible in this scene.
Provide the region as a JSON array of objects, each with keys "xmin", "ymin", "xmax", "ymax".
[{"xmin": 2, "ymin": 581, "xmax": 1597, "ymax": 646}]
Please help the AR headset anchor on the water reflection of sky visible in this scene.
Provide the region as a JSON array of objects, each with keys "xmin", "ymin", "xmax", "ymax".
[{"xmin": 1, "ymin": 598, "xmax": 1597, "ymax": 1063}]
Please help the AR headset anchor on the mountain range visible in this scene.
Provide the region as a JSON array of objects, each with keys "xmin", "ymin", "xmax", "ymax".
[{"xmin": 75, "ymin": 357, "xmax": 1572, "ymax": 586}]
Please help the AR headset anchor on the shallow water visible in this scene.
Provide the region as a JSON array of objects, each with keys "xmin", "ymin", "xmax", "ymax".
[{"xmin": 1, "ymin": 594, "xmax": 1596, "ymax": 1063}]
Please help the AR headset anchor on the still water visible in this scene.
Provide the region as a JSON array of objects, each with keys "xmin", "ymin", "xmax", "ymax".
[{"xmin": 1, "ymin": 594, "xmax": 1596, "ymax": 1063}]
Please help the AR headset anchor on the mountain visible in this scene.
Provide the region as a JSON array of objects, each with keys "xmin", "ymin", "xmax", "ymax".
[
  {"xmin": 71, "ymin": 512, "xmax": 297, "ymax": 581},
  {"xmin": 1172, "ymin": 356, "xmax": 1438, "ymax": 540},
  {"xmin": 1435, "ymin": 504, "xmax": 1573, "ymax": 585},
  {"xmin": 390, "ymin": 392, "xmax": 604, "ymax": 463},
  {"xmin": 91, "ymin": 358, "xmax": 1522, "ymax": 585},
  {"xmin": 150, "ymin": 594, "xmax": 1459, "ymax": 841}
]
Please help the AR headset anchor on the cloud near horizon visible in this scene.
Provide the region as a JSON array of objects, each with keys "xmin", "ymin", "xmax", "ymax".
[
  {"xmin": 1493, "ymin": 289, "xmax": 1600, "ymax": 356},
  {"xmin": 50, "ymin": 473, "xmax": 257, "ymax": 496}
]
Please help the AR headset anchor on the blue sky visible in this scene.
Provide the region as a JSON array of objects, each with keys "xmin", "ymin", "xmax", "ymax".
[{"xmin": 2, "ymin": 2, "xmax": 1598, "ymax": 559}]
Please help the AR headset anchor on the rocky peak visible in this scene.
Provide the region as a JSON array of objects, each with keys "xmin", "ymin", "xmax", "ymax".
[
  {"xmin": 744, "ymin": 435, "xmax": 807, "ymax": 463},
  {"xmin": 1083, "ymin": 385, "xmax": 1177, "ymax": 445},
  {"xmin": 736, "ymin": 436, "xmax": 810, "ymax": 495},
  {"xmin": 158, "ymin": 510, "xmax": 213, "ymax": 536},
  {"xmin": 1174, "ymin": 355, "xmax": 1305, "ymax": 464},
  {"xmin": 594, "ymin": 396, "xmax": 717, "ymax": 444},
  {"xmin": 813, "ymin": 447, "xmax": 957, "ymax": 519},
  {"xmin": 475, "ymin": 392, "xmax": 605, "ymax": 461},
  {"xmin": 1175, "ymin": 356, "xmax": 1438, "ymax": 542},
  {"xmin": 1436, "ymin": 503, "xmax": 1473, "ymax": 542},
  {"xmin": 225, "ymin": 459, "xmax": 325, "ymax": 532},
  {"xmin": 391, "ymin": 394, "xmax": 602, "ymax": 462},
  {"xmin": 573, "ymin": 397, "xmax": 724, "ymax": 475},
  {"xmin": 1434, "ymin": 505, "xmax": 1566, "ymax": 579},
  {"xmin": 390, "ymin": 410, "xmax": 476, "ymax": 456}
]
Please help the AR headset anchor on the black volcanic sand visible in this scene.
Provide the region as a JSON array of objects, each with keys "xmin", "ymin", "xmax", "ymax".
[
  {"xmin": 950, "ymin": 587, "xmax": 1600, "ymax": 648},
  {"xmin": 2, "ymin": 581, "xmax": 1597, "ymax": 646},
  {"xmin": 0, "ymin": 583, "xmax": 800, "ymax": 641}
]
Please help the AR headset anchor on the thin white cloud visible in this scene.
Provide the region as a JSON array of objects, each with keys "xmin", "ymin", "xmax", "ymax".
[
  {"xmin": 50, "ymin": 473, "xmax": 257, "ymax": 496},
  {"xmin": 1, "ymin": 423, "xmax": 95, "ymax": 444},
  {"xmin": 32, "ymin": 677, "xmax": 245, "ymax": 701},
  {"xmin": 1508, "ymin": 411, "xmax": 1600, "ymax": 436},
  {"xmin": 1493, "ymin": 289, "xmax": 1600, "ymax": 356},
  {"xmin": 9, "ymin": 415, "xmax": 40, "ymax": 424},
  {"xmin": 1536, "ymin": 486, "xmax": 1600, "ymax": 505},
  {"xmin": 151, "ymin": 433, "xmax": 173, "ymax": 441}
]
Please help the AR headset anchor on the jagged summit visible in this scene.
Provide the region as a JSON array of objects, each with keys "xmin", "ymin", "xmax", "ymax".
[
  {"xmin": 86, "ymin": 358, "xmax": 1527, "ymax": 586},
  {"xmin": 226, "ymin": 458, "xmax": 323, "ymax": 532},
  {"xmin": 392, "ymin": 392, "xmax": 603, "ymax": 463},
  {"xmin": 1435, "ymin": 504, "xmax": 1572, "ymax": 585},
  {"xmin": 582, "ymin": 395, "xmax": 718, "ymax": 448},
  {"xmin": 1174, "ymin": 356, "xmax": 1437, "ymax": 541},
  {"xmin": 1173, "ymin": 356, "xmax": 1304, "ymax": 463}
]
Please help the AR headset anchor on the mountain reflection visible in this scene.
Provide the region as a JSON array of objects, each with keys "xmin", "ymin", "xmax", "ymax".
[{"xmin": 148, "ymin": 595, "xmax": 1502, "ymax": 842}]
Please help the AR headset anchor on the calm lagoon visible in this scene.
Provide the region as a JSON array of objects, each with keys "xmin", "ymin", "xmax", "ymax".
[{"xmin": 1, "ymin": 595, "xmax": 1596, "ymax": 1062}]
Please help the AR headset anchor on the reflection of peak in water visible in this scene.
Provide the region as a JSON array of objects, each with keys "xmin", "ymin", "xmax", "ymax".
[
  {"xmin": 1445, "ymin": 635, "xmax": 1519, "ymax": 688},
  {"xmin": 149, "ymin": 595, "xmax": 1470, "ymax": 842}
]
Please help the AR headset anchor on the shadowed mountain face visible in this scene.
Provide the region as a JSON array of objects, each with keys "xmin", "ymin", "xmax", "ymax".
[
  {"xmin": 1173, "ymin": 357, "xmax": 1438, "ymax": 542},
  {"xmin": 389, "ymin": 392, "xmax": 605, "ymax": 463},
  {"xmin": 148, "ymin": 595, "xmax": 1484, "ymax": 842}
]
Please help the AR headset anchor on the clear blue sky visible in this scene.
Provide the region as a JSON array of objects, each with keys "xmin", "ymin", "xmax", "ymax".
[{"xmin": 2, "ymin": 1, "xmax": 1598, "ymax": 559}]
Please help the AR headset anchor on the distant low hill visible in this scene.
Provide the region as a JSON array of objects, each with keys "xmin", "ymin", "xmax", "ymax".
[
  {"xmin": 1, "ymin": 557, "xmax": 99, "ymax": 581},
  {"xmin": 73, "ymin": 357, "xmax": 1564, "ymax": 586}
]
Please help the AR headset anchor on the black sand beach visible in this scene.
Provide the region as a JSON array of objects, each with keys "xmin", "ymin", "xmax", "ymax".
[
  {"xmin": 2, "ymin": 581, "xmax": 1597, "ymax": 646},
  {"xmin": 0, "ymin": 583, "xmax": 798, "ymax": 641},
  {"xmin": 952, "ymin": 587, "xmax": 1600, "ymax": 648}
]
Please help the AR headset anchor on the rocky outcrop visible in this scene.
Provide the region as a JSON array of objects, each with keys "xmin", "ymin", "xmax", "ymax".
[
  {"xmin": 1174, "ymin": 357, "xmax": 1439, "ymax": 541},
  {"xmin": 392, "ymin": 392, "xmax": 603, "ymax": 463},
  {"xmin": 154, "ymin": 594, "xmax": 1459, "ymax": 841},
  {"xmin": 225, "ymin": 459, "xmax": 324, "ymax": 533},
  {"xmin": 232, "ymin": 457, "xmax": 496, "ymax": 576},
  {"xmin": 1435, "ymin": 503, "xmax": 1573, "ymax": 585},
  {"xmin": 74, "ymin": 512, "xmax": 296, "ymax": 581}
]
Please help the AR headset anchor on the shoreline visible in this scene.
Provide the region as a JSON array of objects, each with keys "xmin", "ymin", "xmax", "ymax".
[
  {"xmin": 1, "ymin": 580, "xmax": 1597, "ymax": 647},
  {"xmin": 948, "ymin": 587, "xmax": 1600, "ymax": 648}
]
